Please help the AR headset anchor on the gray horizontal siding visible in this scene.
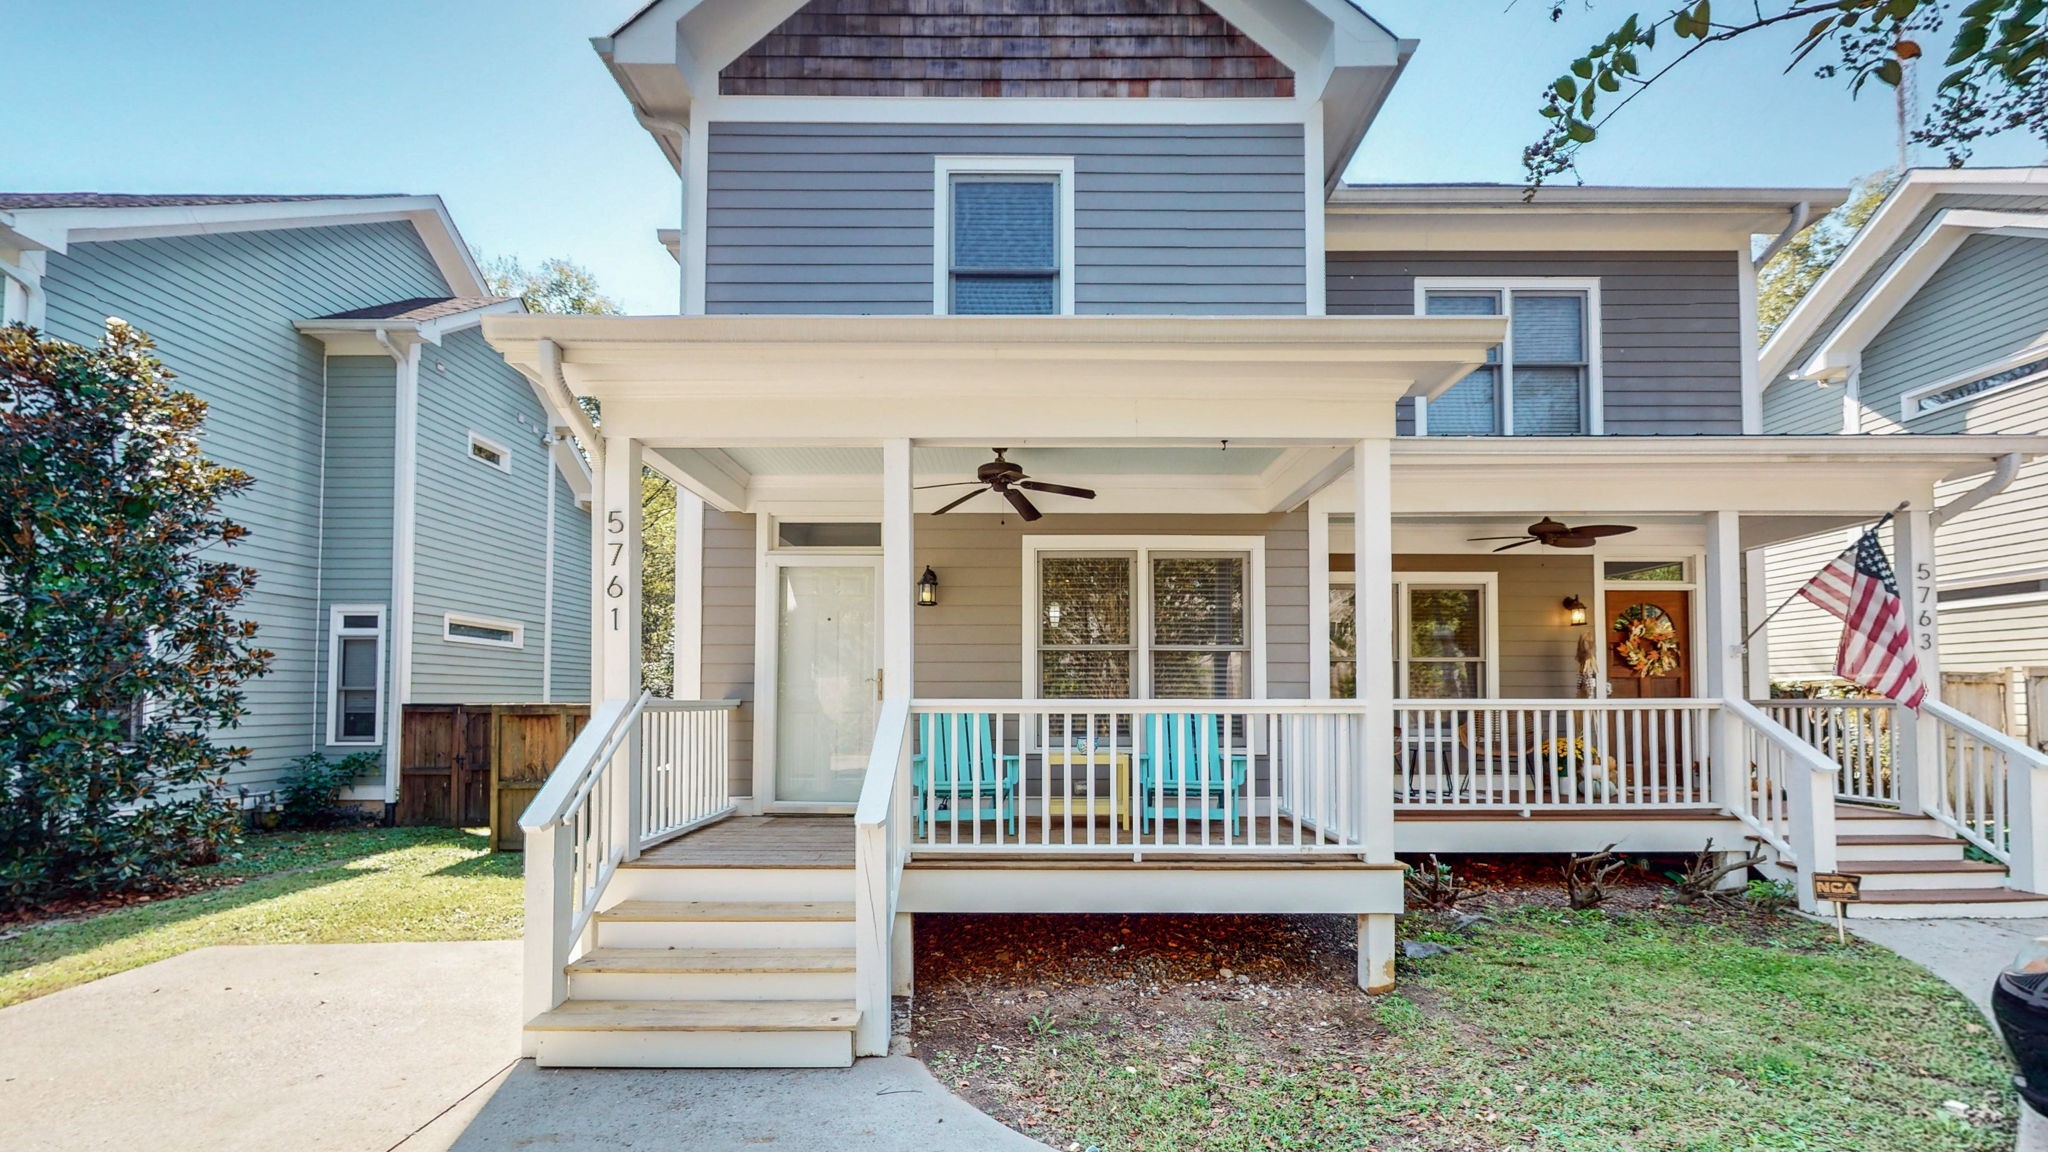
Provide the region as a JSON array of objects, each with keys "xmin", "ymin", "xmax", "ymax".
[
  {"xmin": 409, "ymin": 327, "xmax": 586, "ymax": 705},
  {"xmin": 551, "ymin": 469, "xmax": 593, "ymax": 704},
  {"xmin": 702, "ymin": 511, "xmax": 759, "ymax": 796},
  {"xmin": 1327, "ymin": 251, "xmax": 1745, "ymax": 435},
  {"xmin": 312, "ymin": 356, "xmax": 396, "ymax": 750},
  {"xmin": 38, "ymin": 221, "xmax": 450, "ymax": 792},
  {"xmin": 1858, "ymin": 232, "xmax": 2048, "ymax": 432},
  {"xmin": 1391, "ymin": 554, "xmax": 1594, "ymax": 698},
  {"xmin": 705, "ymin": 122, "xmax": 1307, "ymax": 315}
]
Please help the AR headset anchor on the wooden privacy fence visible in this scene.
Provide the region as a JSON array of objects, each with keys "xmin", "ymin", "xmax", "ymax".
[{"xmin": 398, "ymin": 703, "xmax": 590, "ymax": 850}]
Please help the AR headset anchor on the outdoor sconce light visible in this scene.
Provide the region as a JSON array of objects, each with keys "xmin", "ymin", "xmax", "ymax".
[
  {"xmin": 918, "ymin": 566, "xmax": 940, "ymax": 607},
  {"xmin": 1563, "ymin": 595, "xmax": 1590, "ymax": 627}
]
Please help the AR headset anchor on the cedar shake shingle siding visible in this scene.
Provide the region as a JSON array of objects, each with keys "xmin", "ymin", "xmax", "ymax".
[{"xmin": 720, "ymin": 0, "xmax": 1294, "ymax": 98}]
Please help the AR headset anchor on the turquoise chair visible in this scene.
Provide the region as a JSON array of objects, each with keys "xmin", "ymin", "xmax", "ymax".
[
  {"xmin": 1137, "ymin": 712, "xmax": 1249, "ymax": 835},
  {"xmin": 912, "ymin": 712, "xmax": 1021, "ymax": 836}
]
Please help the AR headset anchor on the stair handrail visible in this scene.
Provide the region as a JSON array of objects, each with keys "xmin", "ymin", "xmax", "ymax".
[
  {"xmin": 1922, "ymin": 699, "xmax": 2048, "ymax": 889},
  {"xmin": 518, "ymin": 692, "xmax": 649, "ymax": 1040},
  {"xmin": 852, "ymin": 698, "xmax": 914, "ymax": 1059},
  {"xmin": 1722, "ymin": 697, "xmax": 1842, "ymax": 912}
]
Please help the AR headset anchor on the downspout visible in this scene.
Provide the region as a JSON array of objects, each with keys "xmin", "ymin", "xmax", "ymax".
[
  {"xmin": 1932, "ymin": 451, "xmax": 2024, "ymax": 528},
  {"xmin": 377, "ymin": 327, "xmax": 421, "ymax": 811},
  {"xmin": 1756, "ymin": 201, "xmax": 1815, "ymax": 267},
  {"xmin": 541, "ymin": 434, "xmax": 558, "ymax": 704}
]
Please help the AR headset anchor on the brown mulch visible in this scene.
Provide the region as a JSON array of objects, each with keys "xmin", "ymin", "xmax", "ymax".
[{"xmin": 0, "ymin": 874, "xmax": 235, "ymax": 936}]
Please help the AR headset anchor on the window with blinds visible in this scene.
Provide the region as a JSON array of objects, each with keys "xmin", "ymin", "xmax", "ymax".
[
  {"xmin": 1326, "ymin": 574, "xmax": 1491, "ymax": 699},
  {"xmin": 1036, "ymin": 549, "xmax": 1253, "ymax": 700},
  {"xmin": 1421, "ymin": 285, "xmax": 1593, "ymax": 436},
  {"xmin": 949, "ymin": 175, "xmax": 1060, "ymax": 315}
]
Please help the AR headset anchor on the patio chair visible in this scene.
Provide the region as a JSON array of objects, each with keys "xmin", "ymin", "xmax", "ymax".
[
  {"xmin": 912, "ymin": 711, "xmax": 1021, "ymax": 836},
  {"xmin": 1136, "ymin": 711, "xmax": 1249, "ymax": 835}
]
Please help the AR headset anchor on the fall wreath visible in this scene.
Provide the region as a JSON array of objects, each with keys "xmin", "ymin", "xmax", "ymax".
[{"xmin": 1612, "ymin": 603, "xmax": 1681, "ymax": 679}]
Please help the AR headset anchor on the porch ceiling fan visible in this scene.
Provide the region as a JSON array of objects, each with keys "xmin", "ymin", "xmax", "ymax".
[
  {"xmin": 915, "ymin": 448, "xmax": 1096, "ymax": 522},
  {"xmin": 1469, "ymin": 516, "xmax": 1637, "ymax": 552}
]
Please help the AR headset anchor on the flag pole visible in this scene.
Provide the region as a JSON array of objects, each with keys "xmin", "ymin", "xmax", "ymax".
[{"xmin": 1740, "ymin": 501, "xmax": 1910, "ymax": 649}]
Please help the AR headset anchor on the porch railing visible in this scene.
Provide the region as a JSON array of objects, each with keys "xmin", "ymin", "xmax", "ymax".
[
  {"xmin": 1723, "ymin": 697, "xmax": 1840, "ymax": 912},
  {"xmin": 1924, "ymin": 700, "xmax": 2048, "ymax": 889},
  {"xmin": 1756, "ymin": 699, "xmax": 1900, "ymax": 806},
  {"xmin": 1391, "ymin": 699, "xmax": 1717, "ymax": 809},
  {"xmin": 517, "ymin": 694, "xmax": 738, "ymax": 1032},
  {"xmin": 852, "ymin": 699, "xmax": 914, "ymax": 1058},
  {"xmin": 902, "ymin": 699, "xmax": 1373, "ymax": 856}
]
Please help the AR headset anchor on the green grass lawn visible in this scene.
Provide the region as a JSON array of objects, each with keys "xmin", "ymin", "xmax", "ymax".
[
  {"xmin": 920, "ymin": 908, "xmax": 2017, "ymax": 1152},
  {"xmin": 0, "ymin": 827, "xmax": 520, "ymax": 1009}
]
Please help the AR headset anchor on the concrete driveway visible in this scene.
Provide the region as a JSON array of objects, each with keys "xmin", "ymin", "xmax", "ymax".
[{"xmin": 0, "ymin": 941, "xmax": 521, "ymax": 1152}]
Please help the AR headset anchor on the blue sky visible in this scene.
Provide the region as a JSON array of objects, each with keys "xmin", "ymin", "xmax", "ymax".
[{"xmin": 4, "ymin": 1, "xmax": 2041, "ymax": 313}]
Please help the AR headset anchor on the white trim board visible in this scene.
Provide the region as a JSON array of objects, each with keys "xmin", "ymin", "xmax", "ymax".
[{"xmin": 325, "ymin": 605, "xmax": 388, "ymax": 749}]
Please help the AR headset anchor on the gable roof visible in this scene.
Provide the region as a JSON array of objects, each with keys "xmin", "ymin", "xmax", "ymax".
[
  {"xmin": 1758, "ymin": 167, "xmax": 2048, "ymax": 394},
  {"xmin": 0, "ymin": 194, "xmax": 486, "ymax": 298}
]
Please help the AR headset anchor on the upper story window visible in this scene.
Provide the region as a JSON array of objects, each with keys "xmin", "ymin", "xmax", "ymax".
[
  {"xmin": 468, "ymin": 431, "xmax": 511, "ymax": 472},
  {"xmin": 1415, "ymin": 280, "xmax": 1602, "ymax": 436},
  {"xmin": 935, "ymin": 156, "xmax": 1075, "ymax": 317},
  {"xmin": 1902, "ymin": 351, "xmax": 2048, "ymax": 421}
]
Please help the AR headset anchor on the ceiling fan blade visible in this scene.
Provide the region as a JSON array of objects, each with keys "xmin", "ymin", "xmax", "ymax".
[
  {"xmin": 1018, "ymin": 480, "xmax": 1096, "ymax": 500},
  {"xmin": 1491, "ymin": 538, "xmax": 1538, "ymax": 553},
  {"xmin": 1467, "ymin": 535, "xmax": 1534, "ymax": 542},
  {"xmin": 931, "ymin": 488, "xmax": 986, "ymax": 515},
  {"xmin": 1550, "ymin": 535, "xmax": 1600, "ymax": 548},
  {"xmin": 1003, "ymin": 487, "xmax": 1043, "ymax": 522},
  {"xmin": 915, "ymin": 481, "xmax": 984, "ymax": 490},
  {"xmin": 1569, "ymin": 524, "xmax": 1638, "ymax": 538}
]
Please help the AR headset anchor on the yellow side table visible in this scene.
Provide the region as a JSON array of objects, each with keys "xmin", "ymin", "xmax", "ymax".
[{"xmin": 1040, "ymin": 748, "xmax": 1133, "ymax": 831}]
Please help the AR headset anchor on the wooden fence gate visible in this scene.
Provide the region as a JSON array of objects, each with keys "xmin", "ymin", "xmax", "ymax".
[{"xmin": 397, "ymin": 703, "xmax": 589, "ymax": 850}]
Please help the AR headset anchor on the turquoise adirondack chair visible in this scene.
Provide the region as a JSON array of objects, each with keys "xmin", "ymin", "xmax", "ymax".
[
  {"xmin": 912, "ymin": 711, "xmax": 1021, "ymax": 835},
  {"xmin": 1137, "ymin": 712, "xmax": 1249, "ymax": 835}
]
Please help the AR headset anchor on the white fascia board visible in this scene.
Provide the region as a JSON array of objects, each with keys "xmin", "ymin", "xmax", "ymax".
[
  {"xmin": 291, "ymin": 298, "xmax": 525, "ymax": 349},
  {"xmin": 1797, "ymin": 208, "xmax": 2048, "ymax": 381},
  {"xmin": 1760, "ymin": 168, "xmax": 2048, "ymax": 386}
]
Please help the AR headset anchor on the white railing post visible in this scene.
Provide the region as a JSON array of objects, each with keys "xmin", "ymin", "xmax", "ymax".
[
  {"xmin": 2009, "ymin": 756, "xmax": 2048, "ymax": 892},
  {"xmin": 1784, "ymin": 752, "xmax": 1840, "ymax": 913},
  {"xmin": 1703, "ymin": 511, "xmax": 1744, "ymax": 815},
  {"xmin": 1724, "ymin": 698, "xmax": 1841, "ymax": 912},
  {"xmin": 853, "ymin": 699, "xmax": 911, "ymax": 1058},
  {"xmin": 521, "ymin": 822, "xmax": 574, "ymax": 1047}
]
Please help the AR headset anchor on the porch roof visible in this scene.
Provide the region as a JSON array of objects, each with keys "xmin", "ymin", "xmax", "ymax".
[{"xmin": 480, "ymin": 313, "xmax": 1507, "ymax": 446}]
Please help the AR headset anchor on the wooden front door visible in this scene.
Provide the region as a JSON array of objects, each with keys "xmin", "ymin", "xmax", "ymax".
[{"xmin": 1604, "ymin": 589, "xmax": 1692, "ymax": 698}]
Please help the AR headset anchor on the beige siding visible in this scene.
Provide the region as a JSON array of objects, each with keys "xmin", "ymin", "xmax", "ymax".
[
  {"xmin": 1392, "ymin": 554, "xmax": 1594, "ymax": 698},
  {"xmin": 702, "ymin": 511, "xmax": 758, "ymax": 794}
]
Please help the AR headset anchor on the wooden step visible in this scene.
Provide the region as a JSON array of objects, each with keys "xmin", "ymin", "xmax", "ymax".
[
  {"xmin": 1776, "ymin": 857, "xmax": 2005, "ymax": 875},
  {"xmin": 1834, "ymin": 805, "xmax": 1911, "ymax": 820},
  {"xmin": 1836, "ymin": 833, "xmax": 1961, "ymax": 847},
  {"xmin": 596, "ymin": 899, "xmax": 854, "ymax": 923},
  {"xmin": 1851, "ymin": 886, "xmax": 2047, "ymax": 906},
  {"xmin": 526, "ymin": 999, "xmax": 858, "ymax": 1033},
  {"xmin": 567, "ymin": 947, "xmax": 854, "ymax": 975}
]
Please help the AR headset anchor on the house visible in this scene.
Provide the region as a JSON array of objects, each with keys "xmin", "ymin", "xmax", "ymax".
[
  {"xmin": 477, "ymin": 0, "xmax": 2048, "ymax": 1068},
  {"xmin": 0, "ymin": 194, "xmax": 595, "ymax": 807},
  {"xmin": 1760, "ymin": 168, "xmax": 2048, "ymax": 747}
]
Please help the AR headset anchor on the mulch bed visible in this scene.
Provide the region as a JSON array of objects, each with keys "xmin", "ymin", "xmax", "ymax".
[{"xmin": 0, "ymin": 875, "xmax": 234, "ymax": 937}]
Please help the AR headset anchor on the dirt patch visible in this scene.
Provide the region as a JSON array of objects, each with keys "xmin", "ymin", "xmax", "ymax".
[{"xmin": 0, "ymin": 876, "xmax": 235, "ymax": 936}]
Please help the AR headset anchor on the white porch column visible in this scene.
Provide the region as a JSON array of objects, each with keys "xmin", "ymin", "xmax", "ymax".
[
  {"xmin": 881, "ymin": 439, "xmax": 914, "ymax": 701},
  {"xmin": 1742, "ymin": 548, "xmax": 1772, "ymax": 699},
  {"xmin": 673, "ymin": 489, "xmax": 705, "ymax": 699},
  {"xmin": 600, "ymin": 437, "xmax": 645, "ymax": 857},
  {"xmin": 1353, "ymin": 441, "xmax": 1395, "ymax": 863},
  {"xmin": 1894, "ymin": 500, "xmax": 1941, "ymax": 816},
  {"xmin": 1703, "ymin": 511, "xmax": 1745, "ymax": 810},
  {"xmin": 1308, "ymin": 504, "xmax": 1333, "ymax": 701}
]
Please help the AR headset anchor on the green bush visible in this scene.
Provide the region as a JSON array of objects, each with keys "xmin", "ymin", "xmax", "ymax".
[
  {"xmin": 0, "ymin": 322, "xmax": 272, "ymax": 909},
  {"xmin": 274, "ymin": 753, "xmax": 382, "ymax": 829}
]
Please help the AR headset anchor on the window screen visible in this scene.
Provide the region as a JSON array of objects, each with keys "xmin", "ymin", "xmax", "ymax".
[
  {"xmin": 1423, "ymin": 292, "xmax": 1502, "ymax": 436},
  {"xmin": 1405, "ymin": 587, "xmax": 1485, "ymax": 698},
  {"xmin": 337, "ymin": 636, "xmax": 380, "ymax": 740},
  {"xmin": 1039, "ymin": 556, "xmax": 1132, "ymax": 698},
  {"xmin": 1421, "ymin": 287, "xmax": 1591, "ymax": 436},
  {"xmin": 950, "ymin": 177, "xmax": 1059, "ymax": 316},
  {"xmin": 1150, "ymin": 556, "xmax": 1248, "ymax": 698}
]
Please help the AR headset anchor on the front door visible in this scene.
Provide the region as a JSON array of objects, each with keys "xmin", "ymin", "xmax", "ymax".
[
  {"xmin": 772, "ymin": 561, "xmax": 880, "ymax": 804},
  {"xmin": 1604, "ymin": 588, "xmax": 1692, "ymax": 698}
]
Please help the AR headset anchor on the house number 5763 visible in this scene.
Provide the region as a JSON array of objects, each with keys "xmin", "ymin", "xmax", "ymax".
[{"xmin": 606, "ymin": 509, "xmax": 626, "ymax": 631}]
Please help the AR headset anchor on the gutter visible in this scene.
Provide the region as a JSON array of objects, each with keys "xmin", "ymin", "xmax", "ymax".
[
  {"xmin": 1755, "ymin": 200, "xmax": 1815, "ymax": 267},
  {"xmin": 1932, "ymin": 451, "xmax": 2024, "ymax": 528}
]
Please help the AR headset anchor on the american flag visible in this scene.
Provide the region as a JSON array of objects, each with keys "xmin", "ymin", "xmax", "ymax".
[{"xmin": 1795, "ymin": 529, "xmax": 1927, "ymax": 709}]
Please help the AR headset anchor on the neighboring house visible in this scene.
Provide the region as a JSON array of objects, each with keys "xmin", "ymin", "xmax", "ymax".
[
  {"xmin": 1760, "ymin": 168, "xmax": 2048, "ymax": 747},
  {"xmin": 0, "ymin": 194, "xmax": 594, "ymax": 805}
]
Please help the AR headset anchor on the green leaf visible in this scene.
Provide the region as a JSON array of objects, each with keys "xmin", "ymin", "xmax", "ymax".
[
  {"xmin": 1598, "ymin": 71, "xmax": 1621, "ymax": 90},
  {"xmin": 1555, "ymin": 75, "xmax": 1579, "ymax": 101},
  {"xmin": 1673, "ymin": 10, "xmax": 1695, "ymax": 36},
  {"xmin": 1566, "ymin": 120, "xmax": 1598, "ymax": 143},
  {"xmin": 1573, "ymin": 57, "xmax": 1595, "ymax": 79},
  {"xmin": 1615, "ymin": 50, "xmax": 1639, "ymax": 72},
  {"xmin": 1875, "ymin": 57, "xmax": 1903, "ymax": 85},
  {"xmin": 1693, "ymin": 0, "xmax": 1711, "ymax": 25}
]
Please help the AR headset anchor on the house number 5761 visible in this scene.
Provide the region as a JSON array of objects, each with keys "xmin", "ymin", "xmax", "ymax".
[{"xmin": 606, "ymin": 509, "xmax": 626, "ymax": 631}]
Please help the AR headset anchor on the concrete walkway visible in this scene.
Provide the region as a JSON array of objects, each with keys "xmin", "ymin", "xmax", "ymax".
[
  {"xmin": 450, "ymin": 1056, "xmax": 1049, "ymax": 1151},
  {"xmin": 0, "ymin": 941, "xmax": 522, "ymax": 1152},
  {"xmin": 1849, "ymin": 917, "xmax": 2048, "ymax": 1152}
]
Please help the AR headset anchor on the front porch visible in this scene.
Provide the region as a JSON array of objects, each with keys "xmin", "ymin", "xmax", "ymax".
[{"xmin": 483, "ymin": 312, "xmax": 2048, "ymax": 1067}]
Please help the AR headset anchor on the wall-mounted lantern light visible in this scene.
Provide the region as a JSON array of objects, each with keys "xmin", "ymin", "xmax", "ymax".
[
  {"xmin": 918, "ymin": 566, "xmax": 940, "ymax": 607},
  {"xmin": 1563, "ymin": 595, "xmax": 1589, "ymax": 627}
]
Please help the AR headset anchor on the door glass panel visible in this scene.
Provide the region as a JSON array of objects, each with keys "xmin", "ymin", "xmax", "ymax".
[{"xmin": 775, "ymin": 565, "xmax": 877, "ymax": 803}]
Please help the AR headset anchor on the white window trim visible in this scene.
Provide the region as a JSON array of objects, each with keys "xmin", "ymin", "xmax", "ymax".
[
  {"xmin": 326, "ymin": 605, "xmax": 386, "ymax": 747},
  {"xmin": 1899, "ymin": 342, "xmax": 2048, "ymax": 423},
  {"xmin": 442, "ymin": 612, "xmax": 525, "ymax": 649},
  {"xmin": 933, "ymin": 155, "xmax": 1078, "ymax": 317},
  {"xmin": 1411, "ymin": 277, "xmax": 1605, "ymax": 436},
  {"xmin": 1021, "ymin": 535, "xmax": 1267, "ymax": 701},
  {"xmin": 467, "ymin": 430, "xmax": 512, "ymax": 473},
  {"xmin": 1332, "ymin": 570, "xmax": 1501, "ymax": 699}
]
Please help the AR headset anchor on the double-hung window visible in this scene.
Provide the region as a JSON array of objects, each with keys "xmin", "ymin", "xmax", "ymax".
[
  {"xmin": 327, "ymin": 606, "xmax": 386, "ymax": 745},
  {"xmin": 1417, "ymin": 280, "xmax": 1600, "ymax": 436},
  {"xmin": 1326, "ymin": 569, "xmax": 1497, "ymax": 699},
  {"xmin": 1032, "ymin": 540, "xmax": 1260, "ymax": 700},
  {"xmin": 936, "ymin": 157, "xmax": 1074, "ymax": 316}
]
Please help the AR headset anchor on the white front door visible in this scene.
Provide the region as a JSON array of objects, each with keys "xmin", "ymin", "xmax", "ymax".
[{"xmin": 772, "ymin": 560, "xmax": 880, "ymax": 805}]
